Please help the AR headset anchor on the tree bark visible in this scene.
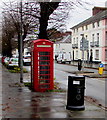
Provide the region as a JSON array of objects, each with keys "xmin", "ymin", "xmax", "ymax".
[{"xmin": 38, "ymin": 2, "xmax": 60, "ymax": 39}]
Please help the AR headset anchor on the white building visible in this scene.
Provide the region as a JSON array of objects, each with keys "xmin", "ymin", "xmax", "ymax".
[
  {"xmin": 71, "ymin": 7, "xmax": 107, "ymax": 64},
  {"xmin": 54, "ymin": 32, "xmax": 72, "ymax": 59}
]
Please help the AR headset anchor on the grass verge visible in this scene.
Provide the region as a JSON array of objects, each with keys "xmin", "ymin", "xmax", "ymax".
[
  {"xmin": 24, "ymin": 82, "xmax": 66, "ymax": 92},
  {"xmin": 8, "ymin": 66, "xmax": 28, "ymax": 73}
]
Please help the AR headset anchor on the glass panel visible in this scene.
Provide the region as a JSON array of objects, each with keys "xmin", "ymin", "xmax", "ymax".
[
  {"xmin": 40, "ymin": 66, "xmax": 50, "ymax": 70},
  {"xmin": 39, "ymin": 80, "xmax": 50, "ymax": 84},
  {"xmin": 39, "ymin": 61, "xmax": 50, "ymax": 65},
  {"xmin": 38, "ymin": 51, "xmax": 51, "ymax": 86},
  {"xmin": 105, "ymin": 49, "xmax": 107, "ymax": 60},
  {"xmin": 39, "ymin": 84, "xmax": 50, "ymax": 89},
  {"xmin": 39, "ymin": 56, "xmax": 50, "ymax": 60},
  {"xmin": 39, "ymin": 52, "xmax": 50, "ymax": 55},
  {"xmin": 40, "ymin": 71, "xmax": 50, "ymax": 74},
  {"xmin": 39, "ymin": 75, "xmax": 50, "ymax": 79}
]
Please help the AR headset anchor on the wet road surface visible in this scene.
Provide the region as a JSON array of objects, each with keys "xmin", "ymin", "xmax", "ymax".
[{"xmin": 54, "ymin": 63, "xmax": 105, "ymax": 108}]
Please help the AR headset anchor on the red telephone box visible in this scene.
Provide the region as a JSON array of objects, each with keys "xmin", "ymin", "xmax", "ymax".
[{"xmin": 31, "ymin": 39, "xmax": 54, "ymax": 92}]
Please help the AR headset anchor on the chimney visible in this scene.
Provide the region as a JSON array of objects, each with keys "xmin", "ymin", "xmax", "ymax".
[
  {"xmin": 105, "ymin": 1, "xmax": 107, "ymax": 7},
  {"xmin": 92, "ymin": 7, "xmax": 107, "ymax": 16}
]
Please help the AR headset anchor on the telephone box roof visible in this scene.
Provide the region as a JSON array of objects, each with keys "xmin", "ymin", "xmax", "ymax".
[{"xmin": 32, "ymin": 39, "xmax": 53, "ymax": 44}]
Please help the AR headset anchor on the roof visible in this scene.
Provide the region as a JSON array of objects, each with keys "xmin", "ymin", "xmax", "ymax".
[
  {"xmin": 55, "ymin": 34, "xmax": 71, "ymax": 44},
  {"xmin": 71, "ymin": 9, "xmax": 107, "ymax": 29},
  {"xmin": 33, "ymin": 39, "xmax": 53, "ymax": 44}
]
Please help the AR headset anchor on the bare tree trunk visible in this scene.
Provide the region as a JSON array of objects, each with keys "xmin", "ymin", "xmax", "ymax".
[
  {"xmin": 38, "ymin": 2, "xmax": 60, "ymax": 39},
  {"xmin": 38, "ymin": 3, "xmax": 49, "ymax": 39}
]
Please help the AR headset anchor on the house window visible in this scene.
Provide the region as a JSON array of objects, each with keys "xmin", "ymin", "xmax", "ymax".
[
  {"xmin": 92, "ymin": 34, "xmax": 95, "ymax": 42},
  {"xmin": 105, "ymin": 19, "xmax": 107, "ymax": 25},
  {"xmin": 106, "ymin": 31, "xmax": 107, "ymax": 46},
  {"xmin": 76, "ymin": 50, "xmax": 78, "ymax": 59},
  {"xmin": 86, "ymin": 25, "xmax": 88, "ymax": 30},
  {"xmin": 74, "ymin": 29, "xmax": 75, "ymax": 33},
  {"xmin": 82, "ymin": 26, "xmax": 84, "ymax": 31},
  {"xmin": 59, "ymin": 44, "xmax": 60, "ymax": 48},
  {"xmin": 105, "ymin": 49, "xmax": 107, "ymax": 60},
  {"xmin": 97, "ymin": 21, "xmax": 100, "ymax": 27},
  {"xmin": 95, "ymin": 50, "xmax": 99, "ymax": 60},
  {"xmin": 76, "ymin": 28, "xmax": 78, "ymax": 32},
  {"xmin": 74, "ymin": 38, "xmax": 75, "ymax": 44},
  {"xmin": 92, "ymin": 23, "xmax": 95, "ymax": 28},
  {"xmin": 76, "ymin": 37, "xmax": 78, "ymax": 43},
  {"xmin": 86, "ymin": 35, "xmax": 88, "ymax": 40},
  {"xmin": 97, "ymin": 33, "xmax": 99, "ymax": 41}
]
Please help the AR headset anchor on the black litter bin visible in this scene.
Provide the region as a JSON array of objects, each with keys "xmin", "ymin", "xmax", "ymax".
[
  {"xmin": 78, "ymin": 59, "xmax": 82, "ymax": 71},
  {"xmin": 66, "ymin": 76, "xmax": 85, "ymax": 111}
]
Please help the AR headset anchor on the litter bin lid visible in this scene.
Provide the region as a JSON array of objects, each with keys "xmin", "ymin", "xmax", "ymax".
[
  {"xmin": 69, "ymin": 75, "xmax": 85, "ymax": 77},
  {"xmin": 68, "ymin": 75, "xmax": 85, "ymax": 80}
]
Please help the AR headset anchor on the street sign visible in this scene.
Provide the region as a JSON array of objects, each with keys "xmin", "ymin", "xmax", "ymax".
[
  {"xmin": 80, "ymin": 37, "xmax": 89, "ymax": 51},
  {"xmin": 98, "ymin": 63, "xmax": 104, "ymax": 75},
  {"xmin": 84, "ymin": 40, "xmax": 89, "ymax": 50},
  {"xmin": 99, "ymin": 63, "xmax": 104, "ymax": 68},
  {"xmin": 80, "ymin": 35, "xmax": 89, "ymax": 71}
]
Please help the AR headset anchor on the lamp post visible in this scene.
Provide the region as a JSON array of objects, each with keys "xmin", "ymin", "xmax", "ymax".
[{"xmin": 20, "ymin": 0, "xmax": 23, "ymax": 83}]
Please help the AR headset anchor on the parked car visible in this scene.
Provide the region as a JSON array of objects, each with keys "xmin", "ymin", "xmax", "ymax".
[
  {"xmin": 4, "ymin": 57, "xmax": 10, "ymax": 65},
  {"xmin": 8, "ymin": 57, "xmax": 18, "ymax": 68},
  {"xmin": 23, "ymin": 55, "xmax": 31, "ymax": 66},
  {"xmin": 12, "ymin": 55, "xmax": 19, "ymax": 58},
  {"xmin": 0, "ymin": 54, "xmax": 2, "ymax": 60},
  {"xmin": 1, "ymin": 56, "xmax": 6, "ymax": 64},
  {"xmin": 56, "ymin": 52, "xmax": 71, "ymax": 64}
]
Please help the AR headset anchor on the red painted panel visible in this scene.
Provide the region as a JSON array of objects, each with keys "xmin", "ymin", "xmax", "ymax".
[{"xmin": 31, "ymin": 39, "xmax": 54, "ymax": 92}]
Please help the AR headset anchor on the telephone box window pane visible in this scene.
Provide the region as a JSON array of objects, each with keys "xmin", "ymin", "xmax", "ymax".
[
  {"xmin": 39, "ymin": 61, "xmax": 50, "ymax": 65},
  {"xmin": 39, "ymin": 75, "xmax": 50, "ymax": 79},
  {"xmin": 39, "ymin": 80, "xmax": 50, "ymax": 84},
  {"xmin": 40, "ymin": 71, "xmax": 50, "ymax": 74},
  {"xmin": 39, "ymin": 84, "xmax": 50, "ymax": 89},
  {"xmin": 40, "ymin": 66, "xmax": 50, "ymax": 70},
  {"xmin": 39, "ymin": 52, "xmax": 50, "ymax": 55},
  {"xmin": 39, "ymin": 56, "xmax": 50, "ymax": 60}
]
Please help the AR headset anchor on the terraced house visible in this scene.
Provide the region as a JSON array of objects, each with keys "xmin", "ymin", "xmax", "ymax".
[{"xmin": 71, "ymin": 7, "xmax": 107, "ymax": 65}]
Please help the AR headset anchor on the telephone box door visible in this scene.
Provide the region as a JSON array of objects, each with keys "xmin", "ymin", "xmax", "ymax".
[{"xmin": 31, "ymin": 39, "xmax": 54, "ymax": 92}]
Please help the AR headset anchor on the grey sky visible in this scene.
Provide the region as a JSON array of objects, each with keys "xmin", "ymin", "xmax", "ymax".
[
  {"xmin": 0, "ymin": 0, "xmax": 107, "ymax": 30},
  {"xmin": 66, "ymin": 0, "xmax": 107, "ymax": 30}
]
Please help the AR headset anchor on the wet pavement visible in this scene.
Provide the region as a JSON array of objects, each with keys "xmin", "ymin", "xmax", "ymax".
[{"xmin": 1, "ymin": 63, "xmax": 106, "ymax": 119}]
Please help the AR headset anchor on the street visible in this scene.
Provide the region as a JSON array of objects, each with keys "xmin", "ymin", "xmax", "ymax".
[
  {"xmin": 24, "ymin": 62, "xmax": 105, "ymax": 108},
  {"xmin": 54, "ymin": 62, "xmax": 105, "ymax": 108}
]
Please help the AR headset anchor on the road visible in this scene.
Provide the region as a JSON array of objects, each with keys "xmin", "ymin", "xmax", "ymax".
[
  {"xmin": 24, "ymin": 62, "xmax": 105, "ymax": 108},
  {"xmin": 54, "ymin": 62, "xmax": 105, "ymax": 108}
]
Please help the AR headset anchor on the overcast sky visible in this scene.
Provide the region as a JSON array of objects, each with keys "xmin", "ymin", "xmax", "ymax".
[
  {"xmin": 66, "ymin": 0, "xmax": 107, "ymax": 30},
  {"xmin": 0, "ymin": 0, "xmax": 107, "ymax": 30}
]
